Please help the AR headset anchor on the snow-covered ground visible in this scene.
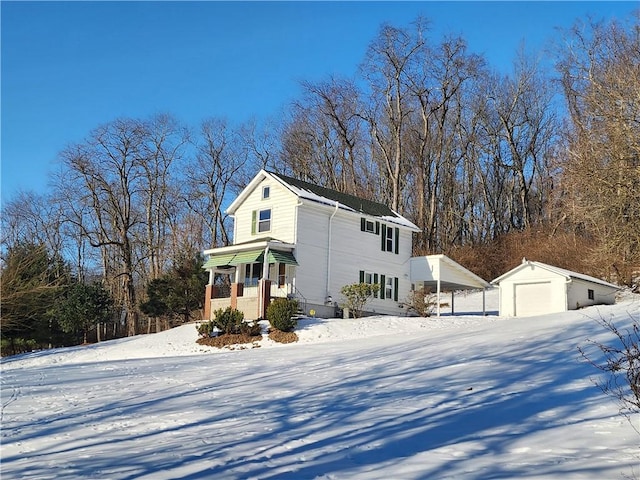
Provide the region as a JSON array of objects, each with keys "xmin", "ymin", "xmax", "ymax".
[{"xmin": 2, "ymin": 290, "xmax": 639, "ymax": 479}]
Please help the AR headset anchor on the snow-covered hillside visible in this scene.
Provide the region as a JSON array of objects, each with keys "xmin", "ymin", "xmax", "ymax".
[{"xmin": 2, "ymin": 291, "xmax": 639, "ymax": 479}]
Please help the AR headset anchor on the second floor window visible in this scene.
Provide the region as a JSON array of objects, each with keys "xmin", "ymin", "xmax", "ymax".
[
  {"xmin": 381, "ymin": 224, "xmax": 399, "ymax": 254},
  {"xmin": 385, "ymin": 226, "xmax": 394, "ymax": 251},
  {"xmin": 360, "ymin": 218, "xmax": 380, "ymax": 235},
  {"xmin": 258, "ymin": 209, "xmax": 271, "ymax": 233}
]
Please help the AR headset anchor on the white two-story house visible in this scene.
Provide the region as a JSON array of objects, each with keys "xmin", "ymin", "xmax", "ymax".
[{"xmin": 202, "ymin": 170, "xmax": 421, "ymax": 320}]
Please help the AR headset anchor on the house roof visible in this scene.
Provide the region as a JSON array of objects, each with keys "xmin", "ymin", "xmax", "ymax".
[
  {"xmin": 491, "ymin": 259, "xmax": 620, "ymax": 290},
  {"xmin": 227, "ymin": 170, "xmax": 420, "ymax": 231},
  {"xmin": 271, "ymin": 172, "xmax": 394, "ymax": 217},
  {"xmin": 410, "ymin": 254, "xmax": 491, "ymax": 291}
]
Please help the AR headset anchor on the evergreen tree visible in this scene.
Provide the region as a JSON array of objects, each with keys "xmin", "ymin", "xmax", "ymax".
[
  {"xmin": 0, "ymin": 241, "xmax": 71, "ymax": 354},
  {"xmin": 140, "ymin": 253, "xmax": 208, "ymax": 325},
  {"xmin": 54, "ymin": 282, "xmax": 114, "ymax": 344}
]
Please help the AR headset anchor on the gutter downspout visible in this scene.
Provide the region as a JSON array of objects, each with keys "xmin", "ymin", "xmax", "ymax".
[{"xmin": 326, "ymin": 201, "xmax": 340, "ymax": 302}]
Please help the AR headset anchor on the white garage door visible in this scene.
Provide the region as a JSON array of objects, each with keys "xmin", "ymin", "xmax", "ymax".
[{"xmin": 514, "ymin": 282, "xmax": 553, "ymax": 317}]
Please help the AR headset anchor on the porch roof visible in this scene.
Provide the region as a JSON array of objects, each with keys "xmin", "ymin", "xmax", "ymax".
[{"xmin": 203, "ymin": 249, "xmax": 298, "ymax": 270}]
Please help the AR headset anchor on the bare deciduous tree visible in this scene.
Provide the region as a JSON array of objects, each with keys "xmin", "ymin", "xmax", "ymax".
[
  {"xmin": 556, "ymin": 14, "xmax": 640, "ymax": 285},
  {"xmin": 281, "ymin": 77, "xmax": 368, "ymax": 197},
  {"xmin": 57, "ymin": 119, "xmax": 147, "ymax": 336},
  {"xmin": 183, "ymin": 118, "xmax": 243, "ymax": 248},
  {"xmin": 140, "ymin": 114, "xmax": 189, "ymax": 281},
  {"xmin": 362, "ymin": 21, "xmax": 426, "ymax": 213}
]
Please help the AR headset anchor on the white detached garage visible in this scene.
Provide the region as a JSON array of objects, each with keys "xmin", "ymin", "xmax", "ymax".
[{"xmin": 491, "ymin": 259, "xmax": 619, "ymax": 317}]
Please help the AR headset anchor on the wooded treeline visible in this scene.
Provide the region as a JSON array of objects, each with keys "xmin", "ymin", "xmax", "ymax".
[{"xmin": 2, "ymin": 14, "xmax": 638, "ymax": 350}]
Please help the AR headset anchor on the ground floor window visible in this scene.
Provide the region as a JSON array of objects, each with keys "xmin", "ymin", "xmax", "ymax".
[
  {"xmin": 359, "ymin": 270, "xmax": 398, "ymax": 301},
  {"xmin": 244, "ymin": 263, "xmax": 263, "ymax": 286},
  {"xmin": 385, "ymin": 277, "xmax": 393, "ymax": 299}
]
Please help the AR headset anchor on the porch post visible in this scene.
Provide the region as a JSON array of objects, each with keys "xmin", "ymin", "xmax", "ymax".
[
  {"xmin": 231, "ymin": 283, "xmax": 242, "ymax": 310},
  {"xmin": 259, "ymin": 246, "xmax": 270, "ymax": 318},
  {"xmin": 482, "ymin": 288, "xmax": 486, "ymax": 316},
  {"xmin": 260, "ymin": 279, "xmax": 272, "ymax": 319},
  {"xmin": 451, "ymin": 290, "xmax": 455, "ymax": 315},
  {"xmin": 436, "ymin": 277, "xmax": 441, "ymax": 317},
  {"xmin": 204, "ymin": 284, "xmax": 214, "ymax": 320}
]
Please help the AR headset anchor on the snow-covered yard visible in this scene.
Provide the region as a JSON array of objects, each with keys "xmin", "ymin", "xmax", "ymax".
[{"xmin": 2, "ymin": 291, "xmax": 639, "ymax": 479}]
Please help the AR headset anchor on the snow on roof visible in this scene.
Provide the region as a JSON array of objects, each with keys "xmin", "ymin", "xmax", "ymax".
[
  {"xmin": 491, "ymin": 259, "xmax": 620, "ymax": 289},
  {"xmin": 230, "ymin": 170, "xmax": 420, "ymax": 231}
]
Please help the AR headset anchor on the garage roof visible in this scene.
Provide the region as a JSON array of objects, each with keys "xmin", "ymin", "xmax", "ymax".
[{"xmin": 491, "ymin": 259, "xmax": 620, "ymax": 289}]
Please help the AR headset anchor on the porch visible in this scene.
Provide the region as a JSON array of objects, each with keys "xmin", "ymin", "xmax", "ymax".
[{"xmin": 202, "ymin": 240, "xmax": 299, "ymax": 321}]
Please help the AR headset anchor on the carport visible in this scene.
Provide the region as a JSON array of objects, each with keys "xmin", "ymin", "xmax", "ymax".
[{"xmin": 409, "ymin": 254, "xmax": 491, "ymax": 316}]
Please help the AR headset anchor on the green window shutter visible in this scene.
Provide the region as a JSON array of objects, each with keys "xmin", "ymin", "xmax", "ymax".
[
  {"xmin": 380, "ymin": 274, "xmax": 386, "ymax": 299},
  {"xmin": 394, "ymin": 228, "xmax": 400, "ymax": 254},
  {"xmin": 381, "ymin": 224, "xmax": 387, "ymax": 251},
  {"xmin": 251, "ymin": 210, "xmax": 257, "ymax": 235},
  {"xmin": 359, "ymin": 270, "xmax": 365, "ymax": 283},
  {"xmin": 394, "ymin": 277, "xmax": 399, "ymax": 301},
  {"xmin": 361, "ymin": 217, "xmax": 366, "ymax": 231},
  {"xmin": 373, "ymin": 273, "xmax": 378, "ymax": 298},
  {"xmin": 375, "ymin": 221, "xmax": 380, "ymax": 235}
]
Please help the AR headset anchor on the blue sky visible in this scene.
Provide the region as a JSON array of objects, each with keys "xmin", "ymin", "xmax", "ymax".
[{"xmin": 1, "ymin": 1, "xmax": 636, "ymax": 201}]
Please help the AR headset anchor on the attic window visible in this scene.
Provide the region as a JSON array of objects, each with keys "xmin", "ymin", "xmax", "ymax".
[{"xmin": 262, "ymin": 186, "xmax": 270, "ymax": 199}]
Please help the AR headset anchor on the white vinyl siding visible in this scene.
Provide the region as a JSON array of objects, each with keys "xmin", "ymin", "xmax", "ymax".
[
  {"xmin": 233, "ymin": 178, "xmax": 297, "ymax": 244},
  {"xmin": 292, "ymin": 204, "xmax": 330, "ymax": 306},
  {"xmin": 294, "ymin": 203, "xmax": 412, "ymax": 315},
  {"xmin": 567, "ymin": 278, "xmax": 617, "ymax": 310}
]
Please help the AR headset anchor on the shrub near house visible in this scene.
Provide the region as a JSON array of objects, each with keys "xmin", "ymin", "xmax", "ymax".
[
  {"xmin": 340, "ymin": 282, "xmax": 379, "ymax": 318},
  {"xmin": 267, "ymin": 298, "xmax": 299, "ymax": 343},
  {"xmin": 196, "ymin": 307, "xmax": 261, "ymax": 348}
]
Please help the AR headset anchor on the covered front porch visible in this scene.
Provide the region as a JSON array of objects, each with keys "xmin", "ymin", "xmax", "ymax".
[{"xmin": 202, "ymin": 240, "xmax": 299, "ymax": 321}]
